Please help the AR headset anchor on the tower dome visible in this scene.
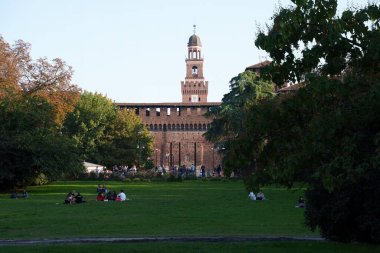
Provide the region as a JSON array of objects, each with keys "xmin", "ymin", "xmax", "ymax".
[{"xmin": 188, "ymin": 34, "xmax": 202, "ymax": 47}]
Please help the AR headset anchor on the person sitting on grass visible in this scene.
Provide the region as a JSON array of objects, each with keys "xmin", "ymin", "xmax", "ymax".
[
  {"xmin": 248, "ymin": 191, "xmax": 256, "ymax": 201},
  {"xmin": 96, "ymin": 192, "xmax": 105, "ymax": 201},
  {"xmin": 106, "ymin": 190, "xmax": 117, "ymax": 201},
  {"xmin": 75, "ymin": 192, "xmax": 85, "ymax": 203},
  {"xmin": 65, "ymin": 192, "xmax": 75, "ymax": 204},
  {"xmin": 10, "ymin": 191, "xmax": 18, "ymax": 199},
  {"xmin": 296, "ymin": 196, "xmax": 305, "ymax": 208},
  {"xmin": 96, "ymin": 184, "xmax": 103, "ymax": 193},
  {"xmin": 116, "ymin": 190, "xmax": 129, "ymax": 202},
  {"xmin": 257, "ymin": 191, "xmax": 265, "ymax": 201},
  {"xmin": 22, "ymin": 190, "xmax": 29, "ymax": 198}
]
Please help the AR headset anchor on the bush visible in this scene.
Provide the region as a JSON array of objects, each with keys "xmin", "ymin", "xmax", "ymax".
[
  {"xmin": 305, "ymin": 169, "xmax": 380, "ymax": 243},
  {"xmin": 133, "ymin": 178, "xmax": 141, "ymax": 182},
  {"xmin": 33, "ymin": 173, "xmax": 49, "ymax": 186},
  {"xmin": 167, "ymin": 174, "xmax": 182, "ymax": 182}
]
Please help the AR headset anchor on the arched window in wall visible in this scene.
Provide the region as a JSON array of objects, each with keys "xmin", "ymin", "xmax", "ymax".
[
  {"xmin": 154, "ymin": 124, "xmax": 157, "ymax": 130},
  {"xmin": 192, "ymin": 66, "xmax": 198, "ymax": 75}
]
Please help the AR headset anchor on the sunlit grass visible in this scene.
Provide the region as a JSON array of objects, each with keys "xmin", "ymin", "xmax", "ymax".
[{"xmin": 0, "ymin": 180, "xmax": 312, "ymax": 240}]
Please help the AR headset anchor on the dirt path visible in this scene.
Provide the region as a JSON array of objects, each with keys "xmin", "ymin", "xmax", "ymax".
[{"xmin": 0, "ymin": 236, "xmax": 324, "ymax": 245}]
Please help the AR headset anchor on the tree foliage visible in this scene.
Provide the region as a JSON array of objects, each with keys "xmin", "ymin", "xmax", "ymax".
[
  {"xmin": 0, "ymin": 90, "xmax": 82, "ymax": 189},
  {"xmin": 205, "ymin": 71, "xmax": 275, "ymax": 189},
  {"xmin": 0, "ymin": 36, "xmax": 83, "ymax": 189},
  {"xmin": 64, "ymin": 92, "xmax": 153, "ymax": 168},
  {"xmin": 252, "ymin": 0, "xmax": 380, "ymax": 243},
  {"xmin": 256, "ymin": 0, "xmax": 380, "ymax": 85},
  {"xmin": 99, "ymin": 109, "xmax": 154, "ymax": 168},
  {"xmin": 206, "ymin": 0, "xmax": 380, "ymax": 242}
]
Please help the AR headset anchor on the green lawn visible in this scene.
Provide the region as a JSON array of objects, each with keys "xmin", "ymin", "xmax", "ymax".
[
  {"xmin": 0, "ymin": 180, "xmax": 310, "ymax": 239},
  {"xmin": 1, "ymin": 242, "xmax": 380, "ymax": 253},
  {"xmin": 1, "ymin": 180, "xmax": 379, "ymax": 252}
]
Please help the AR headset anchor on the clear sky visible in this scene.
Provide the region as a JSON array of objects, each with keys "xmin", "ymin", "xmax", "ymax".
[{"xmin": 0, "ymin": 0, "xmax": 370, "ymax": 103}]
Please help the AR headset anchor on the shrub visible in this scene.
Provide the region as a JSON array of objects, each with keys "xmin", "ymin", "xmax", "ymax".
[
  {"xmin": 33, "ymin": 173, "xmax": 49, "ymax": 185},
  {"xmin": 305, "ymin": 169, "xmax": 380, "ymax": 243},
  {"xmin": 167, "ymin": 174, "xmax": 182, "ymax": 182}
]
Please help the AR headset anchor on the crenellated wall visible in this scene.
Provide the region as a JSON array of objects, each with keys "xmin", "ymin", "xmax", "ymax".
[{"xmin": 116, "ymin": 102, "xmax": 222, "ymax": 171}]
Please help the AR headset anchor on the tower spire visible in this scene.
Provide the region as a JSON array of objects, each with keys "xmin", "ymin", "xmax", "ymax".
[{"xmin": 193, "ymin": 24, "xmax": 196, "ymax": 34}]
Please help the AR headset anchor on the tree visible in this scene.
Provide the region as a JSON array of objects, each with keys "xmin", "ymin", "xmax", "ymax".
[
  {"xmin": 63, "ymin": 91, "xmax": 116, "ymax": 163},
  {"xmin": 0, "ymin": 94, "xmax": 82, "ymax": 189},
  {"xmin": 64, "ymin": 92, "xmax": 153, "ymax": 168},
  {"xmin": 252, "ymin": 0, "xmax": 380, "ymax": 242},
  {"xmin": 255, "ymin": 0, "xmax": 380, "ymax": 86},
  {"xmin": 205, "ymin": 71, "xmax": 275, "ymax": 190},
  {"xmin": 100, "ymin": 109, "xmax": 154, "ymax": 168},
  {"xmin": 0, "ymin": 36, "xmax": 83, "ymax": 189}
]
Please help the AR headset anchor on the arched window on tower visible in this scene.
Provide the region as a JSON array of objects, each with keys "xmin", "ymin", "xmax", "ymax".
[{"xmin": 192, "ymin": 66, "xmax": 198, "ymax": 76}]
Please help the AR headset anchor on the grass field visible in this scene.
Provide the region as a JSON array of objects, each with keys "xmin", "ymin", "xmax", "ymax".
[
  {"xmin": 1, "ymin": 242, "xmax": 380, "ymax": 253},
  {"xmin": 0, "ymin": 180, "xmax": 379, "ymax": 252}
]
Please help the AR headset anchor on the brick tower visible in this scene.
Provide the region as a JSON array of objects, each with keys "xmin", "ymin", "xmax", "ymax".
[
  {"xmin": 117, "ymin": 26, "xmax": 221, "ymax": 171},
  {"xmin": 181, "ymin": 26, "xmax": 208, "ymax": 103}
]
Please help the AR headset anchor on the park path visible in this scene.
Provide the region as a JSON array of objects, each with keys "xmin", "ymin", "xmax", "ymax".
[{"xmin": 0, "ymin": 236, "xmax": 324, "ymax": 245}]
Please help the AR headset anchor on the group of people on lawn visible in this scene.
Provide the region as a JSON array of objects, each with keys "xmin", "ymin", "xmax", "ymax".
[
  {"xmin": 64, "ymin": 184, "xmax": 129, "ymax": 204},
  {"xmin": 65, "ymin": 191, "xmax": 85, "ymax": 204},
  {"xmin": 248, "ymin": 191, "xmax": 266, "ymax": 201},
  {"xmin": 248, "ymin": 190, "xmax": 306, "ymax": 208},
  {"xmin": 96, "ymin": 184, "xmax": 129, "ymax": 202}
]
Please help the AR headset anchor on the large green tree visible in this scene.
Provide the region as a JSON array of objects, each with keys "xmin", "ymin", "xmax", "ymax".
[
  {"xmin": 251, "ymin": 0, "xmax": 380, "ymax": 242},
  {"xmin": 0, "ymin": 89, "xmax": 82, "ymax": 189},
  {"xmin": 205, "ymin": 70, "xmax": 275, "ymax": 189},
  {"xmin": 64, "ymin": 92, "xmax": 153, "ymax": 168},
  {"xmin": 0, "ymin": 36, "xmax": 83, "ymax": 189},
  {"xmin": 63, "ymin": 91, "xmax": 116, "ymax": 163},
  {"xmin": 100, "ymin": 109, "xmax": 154, "ymax": 168}
]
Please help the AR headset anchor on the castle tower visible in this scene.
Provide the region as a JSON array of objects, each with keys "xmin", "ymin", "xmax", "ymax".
[{"xmin": 181, "ymin": 26, "xmax": 208, "ymax": 103}]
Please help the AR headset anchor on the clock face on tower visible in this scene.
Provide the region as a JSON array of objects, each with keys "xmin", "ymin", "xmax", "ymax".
[{"xmin": 191, "ymin": 95, "xmax": 199, "ymax": 102}]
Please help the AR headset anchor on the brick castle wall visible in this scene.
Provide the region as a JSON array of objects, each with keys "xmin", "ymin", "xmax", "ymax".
[{"xmin": 117, "ymin": 102, "xmax": 222, "ymax": 171}]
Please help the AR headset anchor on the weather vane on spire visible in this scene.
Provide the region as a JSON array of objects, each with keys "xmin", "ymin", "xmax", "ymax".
[{"xmin": 193, "ymin": 24, "xmax": 196, "ymax": 34}]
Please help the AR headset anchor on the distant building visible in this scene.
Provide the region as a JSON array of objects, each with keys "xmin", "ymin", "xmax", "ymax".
[
  {"xmin": 116, "ymin": 28, "xmax": 221, "ymax": 171},
  {"xmin": 245, "ymin": 60, "xmax": 301, "ymax": 93},
  {"xmin": 245, "ymin": 60, "xmax": 271, "ymax": 75}
]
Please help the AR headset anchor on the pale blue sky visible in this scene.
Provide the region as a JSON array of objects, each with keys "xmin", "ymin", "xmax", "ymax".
[{"xmin": 0, "ymin": 0, "xmax": 370, "ymax": 102}]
